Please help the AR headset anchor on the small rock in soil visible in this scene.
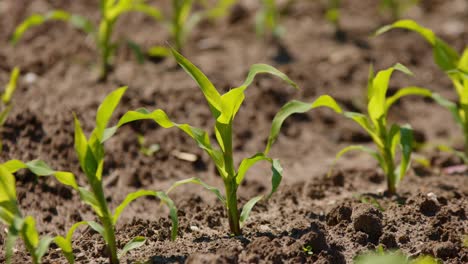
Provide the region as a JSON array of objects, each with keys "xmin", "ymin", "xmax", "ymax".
[{"xmin": 352, "ymin": 204, "xmax": 383, "ymax": 241}]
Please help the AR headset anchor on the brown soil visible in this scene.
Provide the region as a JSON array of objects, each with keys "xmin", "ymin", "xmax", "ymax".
[{"xmin": 0, "ymin": 0, "xmax": 467, "ymax": 263}]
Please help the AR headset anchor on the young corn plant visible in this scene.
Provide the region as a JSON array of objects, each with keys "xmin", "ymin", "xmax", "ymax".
[
  {"xmin": 104, "ymin": 48, "xmax": 340, "ymax": 235},
  {"xmin": 0, "ymin": 163, "xmax": 56, "ymax": 264},
  {"xmin": 256, "ymin": 0, "xmax": 283, "ymax": 39},
  {"xmin": 379, "ymin": 0, "xmax": 419, "ymax": 20},
  {"xmin": 12, "ymin": 0, "xmax": 162, "ymax": 81},
  {"xmin": 0, "ymin": 160, "xmax": 95, "ymax": 264},
  {"xmin": 325, "ymin": 0, "xmax": 343, "ymax": 40},
  {"xmin": 148, "ymin": 0, "xmax": 233, "ymax": 57},
  {"xmin": 1, "ymin": 67, "xmax": 20, "ymax": 152},
  {"xmin": 1, "ymin": 88, "xmax": 178, "ymax": 264},
  {"xmin": 355, "ymin": 245, "xmax": 439, "ymax": 264},
  {"xmin": 331, "ymin": 64, "xmax": 432, "ymax": 195},
  {"xmin": 376, "ymin": 20, "xmax": 468, "ymax": 158}
]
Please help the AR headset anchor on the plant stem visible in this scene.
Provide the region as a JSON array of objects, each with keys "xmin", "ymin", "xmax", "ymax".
[
  {"xmin": 225, "ymin": 181, "xmax": 241, "ymax": 236},
  {"xmin": 464, "ymin": 117, "xmax": 468, "ymax": 158},
  {"xmin": 221, "ymin": 123, "xmax": 241, "ymax": 236},
  {"xmin": 382, "ymin": 146, "xmax": 397, "ymax": 195},
  {"xmin": 98, "ymin": 19, "xmax": 113, "ymax": 81},
  {"xmin": 94, "ymin": 185, "xmax": 119, "ymax": 264}
]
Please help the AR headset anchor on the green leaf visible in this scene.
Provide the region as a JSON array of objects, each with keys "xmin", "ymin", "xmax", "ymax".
[
  {"xmin": 330, "ymin": 145, "xmax": 384, "ymax": 176},
  {"xmin": 4, "ymin": 159, "xmax": 79, "ymax": 190},
  {"xmin": 0, "ymin": 166, "xmax": 19, "ymax": 222},
  {"xmin": 216, "ymin": 63, "xmax": 299, "ymax": 125},
  {"xmin": 167, "ymin": 177, "xmax": 226, "ymax": 204},
  {"xmin": 236, "ymin": 153, "xmax": 271, "ymax": 185},
  {"xmin": 388, "ymin": 124, "xmax": 401, "ymax": 160},
  {"xmin": 368, "ymin": 64, "xmax": 412, "ymax": 123},
  {"xmin": 53, "ymin": 171, "xmax": 79, "ymax": 190},
  {"xmin": 398, "ymin": 125, "xmax": 414, "ymax": 182},
  {"xmin": 2, "ymin": 159, "xmax": 27, "ymax": 173},
  {"xmin": 147, "ymin": 46, "xmax": 171, "ymax": 57},
  {"xmin": 385, "ymin": 86, "xmax": 432, "ymax": 112},
  {"xmin": 433, "ymin": 38, "xmax": 459, "ymax": 71},
  {"xmin": 54, "ymin": 221, "xmax": 88, "ymax": 264},
  {"xmin": 25, "ymin": 160, "xmax": 55, "ymax": 176},
  {"xmin": 239, "ymin": 195, "xmax": 263, "ymax": 227},
  {"xmin": 2, "ymin": 67, "xmax": 20, "ymax": 104},
  {"xmin": 265, "ymin": 96, "xmax": 342, "ymax": 154},
  {"xmin": 78, "ymin": 188, "xmax": 104, "ymax": 217},
  {"xmin": 242, "ymin": 64, "xmax": 298, "ymax": 89},
  {"xmin": 118, "ymin": 236, "xmax": 146, "ymax": 258},
  {"xmin": 269, "ymin": 159, "xmax": 283, "ymax": 199},
  {"xmin": 375, "ymin": 19, "xmax": 459, "ymax": 72},
  {"xmin": 94, "ymin": 87, "xmax": 127, "ymax": 142},
  {"xmin": 107, "ymin": 1, "xmax": 163, "ymax": 21},
  {"xmin": 171, "ymin": 48, "xmax": 223, "ymax": 116},
  {"xmin": 105, "ymin": 108, "xmax": 224, "ymax": 172},
  {"xmin": 113, "ymin": 189, "xmax": 179, "ymax": 240},
  {"xmin": 112, "ymin": 190, "xmax": 153, "ymax": 225},
  {"xmin": 432, "ymin": 93, "xmax": 463, "ymax": 126},
  {"xmin": 343, "ymin": 112, "xmax": 383, "ymax": 148},
  {"xmin": 22, "ymin": 216, "xmax": 39, "ymax": 248},
  {"xmin": 87, "ymin": 221, "xmax": 106, "ymax": 240},
  {"xmin": 459, "ymin": 47, "xmax": 468, "ymax": 72},
  {"xmin": 5, "ymin": 225, "xmax": 20, "ymax": 264},
  {"xmin": 12, "ymin": 10, "xmax": 94, "ymax": 44},
  {"xmin": 375, "ymin": 19, "xmax": 436, "ymax": 44},
  {"xmin": 35, "ymin": 236, "xmax": 53, "ymax": 262}
]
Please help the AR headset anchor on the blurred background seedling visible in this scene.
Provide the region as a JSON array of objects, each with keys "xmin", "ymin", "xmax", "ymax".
[
  {"xmin": 12, "ymin": 0, "xmax": 163, "ymax": 81},
  {"xmin": 0, "ymin": 67, "xmax": 19, "ymax": 153}
]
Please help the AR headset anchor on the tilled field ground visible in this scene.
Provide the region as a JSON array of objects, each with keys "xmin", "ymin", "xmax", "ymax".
[{"xmin": 0, "ymin": 0, "xmax": 467, "ymax": 263}]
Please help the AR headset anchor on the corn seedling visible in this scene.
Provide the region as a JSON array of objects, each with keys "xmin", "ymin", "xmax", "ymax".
[
  {"xmin": 1, "ymin": 88, "xmax": 178, "ymax": 264},
  {"xmin": 199, "ymin": 0, "xmax": 237, "ymax": 20},
  {"xmin": 325, "ymin": 0, "xmax": 342, "ymax": 39},
  {"xmin": 148, "ymin": 0, "xmax": 234, "ymax": 58},
  {"xmin": 103, "ymin": 48, "xmax": 339, "ymax": 235},
  {"xmin": 376, "ymin": 20, "xmax": 468, "ymax": 159},
  {"xmin": 12, "ymin": 1, "xmax": 162, "ymax": 81},
  {"xmin": 379, "ymin": 0, "xmax": 419, "ymax": 20},
  {"xmin": 0, "ymin": 161, "xmax": 93, "ymax": 264},
  {"xmin": 330, "ymin": 64, "xmax": 432, "ymax": 195},
  {"xmin": 256, "ymin": 0, "xmax": 284, "ymax": 39},
  {"xmin": 0, "ymin": 67, "xmax": 20, "ymax": 152},
  {"xmin": 355, "ymin": 245, "xmax": 439, "ymax": 264},
  {"xmin": 137, "ymin": 133, "xmax": 160, "ymax": 156},
  {"xmin": 0, "ymin": 163, "xmax": 59, "ymax": 264}
]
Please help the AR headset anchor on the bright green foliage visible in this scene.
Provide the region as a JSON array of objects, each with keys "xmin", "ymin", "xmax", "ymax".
[
  {"xmin": 256, "ymin": 0, "xmax": 283, "ymax": 39},
  {"xmin": 103, "ymin": 49, "xmax": 339, "ymax": 235},
  {"xmin": 0, "ymin": 162, "xmax": 72, "ymax": 264},
  {"xmin": 331, "ymin": 64, "xmax": 432, "ymax": 195},
  {"xmin": 12, "ymin": 1, "xmax": 162, "ymax": 81},
  {"xmin": 379, "ymin": 0, "xmax": 419, "ymax": 20},
  {"xmin": 149, "ymin": 0, "xmax": 234, "ymax": 55},
  {"xmin": 199, "ymin": 0, "xmax": 237, "ymax": 20},
  {"xmin": 0, "ymin": 67, "xmax": 20, "ymax": 152},
  {"xmin": 170, "ymin": 0, "xmax": 200, "ymax": 52},
  {"xmin": 325, "ymin": 0, "xmax": 341, "ymax": 30},
  {"xmin": 71, "ymin": 87, "xmax": 178, "ymax": 263},
  {"xmin": 355, "ymin": 246, "xmax": 440, "ymax": 264},
  {"xmin": 376, "ymin": 20, "xmax": 468, "ymax": 158},
  {"xmin": 1, "ymin": 88, "xmax": 178, "ymax": 264}
]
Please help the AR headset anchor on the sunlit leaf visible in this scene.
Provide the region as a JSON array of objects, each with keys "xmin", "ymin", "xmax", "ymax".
[
  {"xmin": 239, "ymin": 195, "xmax": 263, "ymax": 227},
  {"xmin": 265, "ymin": 96, "xmax": 342, "ymax": 154},
  {"xmin": 118, "ymin": 236, "xmax": 146, "ymax": 258}
]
